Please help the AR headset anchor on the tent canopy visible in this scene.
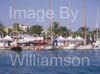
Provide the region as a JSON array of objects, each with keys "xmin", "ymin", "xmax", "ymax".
[
  {"xmin": 75, "ymin": 36, "xmax": 84, "ymax": 41},
  {"xmin": 66, "ymin": 36, "xmax": 74, "ymax": 41},
  {"xmin": 56, "ymin": 36, "xmax": 65, "ymax": 41},
  {"xmin": 2, "ymin": 35, "xmax": 13, "ymax": 41}
]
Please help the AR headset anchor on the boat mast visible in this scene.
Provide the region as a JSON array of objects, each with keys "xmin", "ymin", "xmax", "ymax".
[
  {"xmin": 68, "ymin": 0, "xmax": 72, "ymax": 44},
  {"xmin": 68, "ymin": 0, "xmax": 72, "ymax": 36},
  {"xmin": 13, "ymin": 0, "xmax": 19, "ymax": 46},
  {"xmin": 96, "ymin": 6, "xmax": 99, "ymax": 41},
  {"xmin": 83, "ymin": 0, "xmax": 87, "ymax": 46},
  {"xmin": 50, "ymin": 0, "xmax": 53, "ymax": 45}
]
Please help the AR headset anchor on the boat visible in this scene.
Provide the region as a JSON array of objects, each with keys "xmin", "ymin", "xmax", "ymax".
[
  {"xmin": 11, "ymin": 46, "xmax": 22, "ymax": 52},
  {"xmin": 62, "ymin": 44, "xmax": 76, "ymax": 50},
  {"xmin": 10, "ymin": 0, "xmax": 22, "ymax": 51},
  {"xmin": 94, "ymin": 41, "xmax": 100, "ymax": 49},
  {"xmin": 93, "ymin": 6, "xmax": 100, "ymax": 49}
]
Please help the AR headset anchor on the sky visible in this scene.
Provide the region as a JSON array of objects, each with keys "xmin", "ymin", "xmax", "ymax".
[{"xmin": 0, "ymin": 0, "xmax": 100, "ymax": 31}]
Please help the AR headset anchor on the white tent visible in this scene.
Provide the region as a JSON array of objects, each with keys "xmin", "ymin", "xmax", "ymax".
[
  {"xmin": 19, "ymin": 36, "xmax": 44, "ymax": 43},
  {"xmin": 18, "ymin": 39, "xmax": 29, "ymax": 43},
  {"xmin": 66, "ymin": 36, "xmax": 74, "ymax": 41},
  {"xmin": 23, "ymin": 36, "xmax": 33, "ymax": 42},
  {"xmin": 56, "ymin": 36, "xmax": 65, "ymax": 41},
  {"xmin": 75, "ymin": 36, "xmax": 84, "ymax": 41},
  {"xmin": 2, "ymin": 35, "xmax": 13, "ymax": 41},
  {"xmin": 36, "ymin": 37, "xmax": 44, "ymax": 40},
  {"xmin": 32, "ymin": 37, "xmax": 38, "ymax": 41},
  {"xmin": 55, "ymin": 36, "xmax": 65, "ymax": 46},
  {"xmin": 0, "ymin": 35, "xmax": 13, "ymax": 47},
  {"xmin": 22, "ymin": 36, "xmax": 44, "ymax": 42}
]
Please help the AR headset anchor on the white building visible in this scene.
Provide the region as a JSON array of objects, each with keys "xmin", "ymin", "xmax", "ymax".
[{"xmin": 19, "ymin": 24, "xmax": 31, "ymax": 32}]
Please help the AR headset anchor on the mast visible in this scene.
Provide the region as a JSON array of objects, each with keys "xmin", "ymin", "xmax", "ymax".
[
  {"xmin": 13, "ymin": 0, "xmax": 19, "ymax": 46},
  {"xmin": 68, "ymin": 0, "xmax": 71, "ymax": 36},
  {"xmin": 68, "ymin": 0, "xmax": 72, "ymax": 44},
  {"xmin": 83, "ymin": 0, "xmax": 87, "ymax": 46},
  {"xmin": 50, "ymin": 0, "xmax": 53, "ymax": 45},
  {"xmin": 96, "ymin": 6, "xmax": 99, "ymax": 41}
]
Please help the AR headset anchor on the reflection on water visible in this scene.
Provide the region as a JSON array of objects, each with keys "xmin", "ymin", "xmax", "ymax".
[{"xmin": 0, "ymin": 49, "xmax": 100, "ymax": 74}]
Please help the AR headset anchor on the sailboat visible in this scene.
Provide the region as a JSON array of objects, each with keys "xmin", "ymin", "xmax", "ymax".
[
  {"xmin": 62, "ymin": 0, "xmax": 77, "ymax": 50},
  {"xmin": 10, "ymin": 0, "xmax": 22, "ymax": 51},
  {"xmin": 75, "ymin": 0, "xmax": 93, "ymax": 49},
  {"xmin": 45, "ymin": 0, "xmax": 55, "ymax": 50},
  {"xmin": 79, "ymin": 0, "xmax": 88, "ymax": 49},
  {"xmin": 10, "ymin": 24, "xmax": 22, "ymax": 51},
  {"xmin": 94, "ymin": 6, "xmax": 100, "ymax": 49}
]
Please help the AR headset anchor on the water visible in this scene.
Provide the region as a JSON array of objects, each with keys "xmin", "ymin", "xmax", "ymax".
[{"xmin": 0, "ymin": 50, "xmax": 100, "ymax": 74}]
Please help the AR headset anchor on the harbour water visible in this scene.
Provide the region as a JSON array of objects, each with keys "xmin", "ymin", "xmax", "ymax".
[{"xmin": 0, "ymin": 49, "xmax": 100, "ymax": 74}]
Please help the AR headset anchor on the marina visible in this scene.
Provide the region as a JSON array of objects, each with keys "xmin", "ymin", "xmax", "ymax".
[
  {"xmin": 0, "ymin": 0, "xmax": 100, "ymax": 51},
  {"xmin": 0, "ymin": 0, "xmax": 100, "ymax": 74}
]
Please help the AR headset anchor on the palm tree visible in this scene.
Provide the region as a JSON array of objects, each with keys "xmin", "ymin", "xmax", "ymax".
[
  {"xmin": 75, "ymin": 27, "xmax": 89, "ymax": 38},
  {"xmin": 0, "ymin": 24, "xmax": 5, "ymax": 29},
  {"xmin": 12, "ymin": 23, "xmax": 23, "ymax": 32},
  {"xmin": 52, "ymin": 21, "xmax": 59, "ymax": 36},
  {"xmin": 8, "ymin": 28, "xmax": 14, "ymax": 35},
  {"xmin": 58, "ymin": 26, "xmax": 70, "ymax": 37},
  {"xmin": 9, "ymin": 23, "xmax": 24, "ymax": 37},
  {"xmin": 30, "ymin": 25, "xmax": 43, "ymax": 35},
  {"xmin": 48, "ymin": 21, "xmax": 70, "ymax": 37},
  {"xmin": 91, "ymin": 28, "xmax": 100, "ymax": 39},
  {"xmin": 0, "ymin": 23, "xmax": 6, "ymax": 37}
]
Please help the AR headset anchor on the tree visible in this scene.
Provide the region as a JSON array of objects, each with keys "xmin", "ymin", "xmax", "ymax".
[
  {"xmin": 58, "ymin": 26, "xmax": 70, "ymax": 37},
  {"xmin": 8, "ymin": 28, "xmax": 14, "ymax": 35},
  {"xmin": 0, "ymin": 23, "xmax": 6, "ymax": 37},
  {"xmin": 90, "ymin": 28, "xmax": 100, "ymax": 39},
  {"xmin": 12, "ymin": 23, "xmax": 23, "ymax": 32},
  {"xmin": 78, "ymin": 27, "xmax": 89, "ymax": 33},
  {"xmin": 75, "ymin": 27, "xmax": 90, "ymax": 37},
  {"xmin": 30, "ymin": 25, "xmax": 43, "ymax": 35},
  {"xmin": 0, "ymin": 24, "xmax": 5, "ymax": 29},
  {"xmin": 48, "ymin": 21, "xmax": 71, "ymax": 37},
  {"xmin": 52, "ymin": 22, "xmax": 59, "ymax": 36}
]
